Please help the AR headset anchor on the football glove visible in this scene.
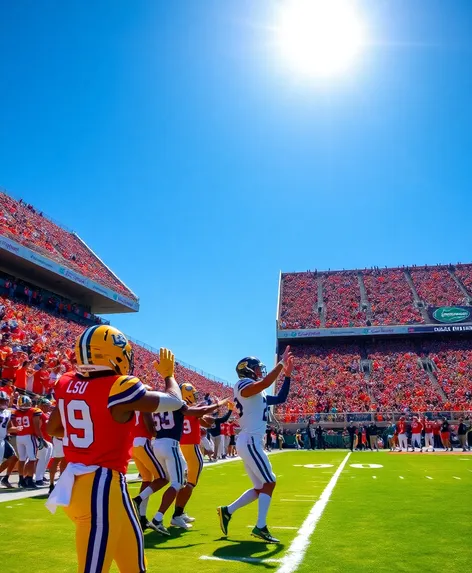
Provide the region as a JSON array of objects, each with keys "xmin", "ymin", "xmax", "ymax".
[
  {"xmin": 37, "ymin": 437, "xmax": 46, "ymax": 450},
  {"xmin": 153, "ymin": 348, "xmax": 175, "ymax": 378}
]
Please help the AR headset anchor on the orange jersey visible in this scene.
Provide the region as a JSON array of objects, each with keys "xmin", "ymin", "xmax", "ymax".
[
  {"xmin": 133, "ymin": 411, "xmax": 154, "ymax": 440},
  {"xmin": 12, "ymin": 407, "xmax": 42, "ymax": 436},
  {"xmin": 54, "ymin": 371, "xmax": 146, "ymax": 474},
  {"xmin": 396, "ymin": 421, "xmax": 406, "ymax": 434},
  {"xmin": 411, "ymin": 421, "xmax": 423, "ymax": 434},
  {"xmin": 180, "ymin": 416, "xmax": 201, "ymax": 445}
]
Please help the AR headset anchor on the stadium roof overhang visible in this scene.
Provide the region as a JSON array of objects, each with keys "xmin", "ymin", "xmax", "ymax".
[{"xmin": 0, "ymin": 240, "xmax": 138, "ymax": 314}]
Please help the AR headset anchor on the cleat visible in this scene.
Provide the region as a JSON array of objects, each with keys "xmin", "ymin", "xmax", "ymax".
[
  {"xmin": 35, "ymin": 480, "xmax": 45, "ymax": 486},
  {"xmin": 139, "ymin": 516, "xmax": 150, "ymax": 531},
  {"xmin": 217, "ymin": 506, "xmax": 232, "ymax": 536},
  {"xmin": 170, "ymin": 516, "xmax": 193, "ymax": 529},
  {"xmin": 1, "ymin": 477, "xmax": 13, "ymax": 489},
  {"xmin": 251, "ymin": 526, "xmax": 280, "ymax": 544},
  {"xmin": 149, "ymin": 519, "xmax": 171, "ymax": 536},
  {"xmin": 182, "ymin": 513, "xmax": 195, "ymax": 523},
  {"xmin": 49, "ymin": 484, "xmax": 55, "ymax": 495},
  {"xmin": 18, "ymin": 477, "xmax": 27, "ymax": 489}
]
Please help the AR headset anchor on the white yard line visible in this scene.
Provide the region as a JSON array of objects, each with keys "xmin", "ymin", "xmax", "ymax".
[
  {"xmin": 453, "ymin": 476, "xmax": 461, "ymax": 480},
  {"xmin": 200, "ymin": 556, "xmax": 281, "ymax": 564},
  {"xmin": 426, "ymin": 476, "xmax": 433, "ymax": 480},
  {"xmin": 275, "ymin": 452, "xmax": 351, "ymax": 573},
  {"xmin": 399, "ymin": 476, "xmax": 404, "ymax": 480}
]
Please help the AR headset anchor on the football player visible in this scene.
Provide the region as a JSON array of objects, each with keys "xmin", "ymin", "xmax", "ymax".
[
  {"xmin": 138, "ymin": 394, "xmax": 228, "ymax": 535},
  {"xmin": 12, "ymin": 395, "xmax": 45, "ymax": 489},
  {"xmin": 46, "ymin": 325, "xmax": 185, "ymax": 573},
  {"xmin": 0, "ymin": 390, "xmax": 19, "ymax": 488},
  {"xmin": 172, "ymin": 384, "xmax": 223, "ymax": 525},
  {"xmin": 217, "ymin": 345, "xmax": 294, "ymax": 544},
  {"xmin": 36, "ymin": 398, "xmax": 54, "ymax": 486}
]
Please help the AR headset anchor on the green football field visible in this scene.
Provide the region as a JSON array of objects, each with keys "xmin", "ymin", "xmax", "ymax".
[{"xmin": 1, "ymin": 450, "xmax": 471, "ymax": 573}]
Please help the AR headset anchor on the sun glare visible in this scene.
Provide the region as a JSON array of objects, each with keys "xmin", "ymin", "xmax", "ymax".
[{"xmin": 276, "ymin": 0, "xmax": 367, "ymax": 78}]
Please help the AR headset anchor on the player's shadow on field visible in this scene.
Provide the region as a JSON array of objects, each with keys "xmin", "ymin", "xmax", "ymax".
[
  {"xmin": 212, "ymin": 539, "xmax": 285, "ymax": 569},
  {"xmin": 143, "ymin": 527, "xmax": 204, "ymax": 551}
]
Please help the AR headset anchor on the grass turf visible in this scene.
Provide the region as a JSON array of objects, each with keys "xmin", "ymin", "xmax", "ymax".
[{"xmin": 1, "ymin": 450, "xmax": 471, "ymax": 572}]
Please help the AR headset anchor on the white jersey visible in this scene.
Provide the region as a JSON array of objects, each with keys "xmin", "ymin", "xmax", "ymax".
[
  {"xmin": 0, "ymin": 409, "xmax": 11, "ymax": 440},
  {"xmin": 234, "ymin": 378, "xmax": 268, "ymax": 437}
]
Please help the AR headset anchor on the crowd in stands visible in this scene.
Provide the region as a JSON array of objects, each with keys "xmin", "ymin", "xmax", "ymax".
[
  {"xmin": 427, "ymin": 340, "xmax": 472, "ymax": 412},
  {"xmin": 276, "ymin": 339, "xmax": 472, "ymax": 421},
  {"xmin": 409, "ymin": 267, "xmax": 466, "ymax": 307},
  {"xmin": 366, "ymin": 340, "xmax": 444, "ymax": 412},
  {"xmin": 279, "ymin": 343, "xmax": 374, "ymax": 422},
  {"xmin": 279, "ymin": 273, "xmax": 320, "ymax": 329},
  {"xmin": 0, "ymin": 192, "xmax": 137, "ymax": 301},
  {"xmin": 453, "ymin": 264, "xmax": 472, "ymax": 299},
  {"xmin": 280, "ymin": 264, "xmax": 472, "ymax": 330},
  {"xmin": 363, "ymin": 269, "xmax": 422, "ymax": 325},
  {"xmin": 0, "ymin": 294, "xmax": 230, "ymax": 403},
  {"xmin": 323, "ymin": 272, "xmax": 363, "ymax": 327}
]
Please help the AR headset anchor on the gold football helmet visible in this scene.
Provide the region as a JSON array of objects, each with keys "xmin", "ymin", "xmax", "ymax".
[
  {"xmin": 180, "ymin": 382, "xmax": 197, "ymax": 405},
  {"xmin": 75, "ymin": 325, "xmax": 134, "ymax": 376}
]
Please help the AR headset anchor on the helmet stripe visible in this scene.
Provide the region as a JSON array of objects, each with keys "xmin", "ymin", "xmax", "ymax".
[
  {"xmin": 78, "ymin": 328, "xmax": 88, "ymax": 364},
  {"xmin": 82, "ymin": 325, "xmax": 100, "ymax": 365}
]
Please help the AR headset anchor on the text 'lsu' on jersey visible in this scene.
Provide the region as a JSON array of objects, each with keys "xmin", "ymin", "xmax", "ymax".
[{"xmin": 233, "ymin": 378, "xmax": 268, "ymax": 437}]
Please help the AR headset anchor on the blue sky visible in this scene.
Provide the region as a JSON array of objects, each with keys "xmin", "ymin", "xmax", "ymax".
[{"xmin": 1, "ymin": 0, "xmax": 472, "ymax": 382}]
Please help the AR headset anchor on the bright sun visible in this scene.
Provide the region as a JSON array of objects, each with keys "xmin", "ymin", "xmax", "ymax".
[{"xmin": 275, "ymin": 0, "xmax": 367, "ymax": 78}]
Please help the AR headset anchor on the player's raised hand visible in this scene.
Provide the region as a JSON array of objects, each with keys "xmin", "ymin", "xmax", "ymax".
[
  {"xmin": 284, "ymin": 354, "xmax": 294, "ymax": 377},
  {"xmin": 153, "ymin": 348, "xmax": 175, "ymax": 378},
  {"xmin": 281, "ymin": 345, "xmax": 292, "ymax": 364}
]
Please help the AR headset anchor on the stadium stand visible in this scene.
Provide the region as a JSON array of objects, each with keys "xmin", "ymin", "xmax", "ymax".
[
  {"xmin": 0, "ymin": 191, "xmax": 137, "ymax": 301},
  {"xmin": 276, "ymin": 264, "xmax": 472, "ymax": 419},
  {"xmin": 277, "ymin": 339, "xmax": 472, "ymax": 421},
  {"xmin": 280, "ymin": 264, "xmax": 472, "ymax": 329}
]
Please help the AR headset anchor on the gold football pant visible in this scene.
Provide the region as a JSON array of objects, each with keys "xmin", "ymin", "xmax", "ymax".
[
  {"xmin": 63, "ymin": 467, "xmax": 146, "ymax": 573},
  {"xmin": 133, "ymin": 441, "xmax": 166, "ymax": 482},
  {"xmin": 181, "ymin": 444, "xmax": 204, "ymax": 486}
]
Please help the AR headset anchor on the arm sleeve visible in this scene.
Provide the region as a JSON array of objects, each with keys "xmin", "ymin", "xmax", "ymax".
[
  {"xmin": 266, "ymin": 377, "xmax": 291, "ymax": 406},
  {"xmin": 215, "ymin": 409, "xmax": 232, "ymax": 424}
]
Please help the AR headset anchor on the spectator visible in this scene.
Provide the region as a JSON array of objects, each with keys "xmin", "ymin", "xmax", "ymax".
[{"xmin": 457, "ymin": 418, "xmax": 469, "ymax": 452}]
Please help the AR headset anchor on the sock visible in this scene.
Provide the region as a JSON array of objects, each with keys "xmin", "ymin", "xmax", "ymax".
[
  {"xmin": 228, "ymin": 489, "xmax": 258, "ymax": 515},
  {"xmin": 256, "ymin": 493, "xmax": 272, "ymax": 529},
  {"xmin": 140, "ymin": 498, "xmax": 149, "ymax": 517},
  {"xmin": 153, "ymin": 511, "xmax": 164, "ymax": 523},
  {"xmin": 139, "ymin": 486, "xmax": 154, "ymax": 501},
  {"xmin": 174, "ymin": 506, "xmax": 184, "ymax": 518}
]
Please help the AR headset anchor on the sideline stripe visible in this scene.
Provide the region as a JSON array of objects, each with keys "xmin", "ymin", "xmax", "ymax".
[
  {"xmin": 200, "ymin": 556, "xmax": 281, "ymax": 564},
  {"xmin": 275, "ymin": 452, "xmax": 351, "ymax": 573}
]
